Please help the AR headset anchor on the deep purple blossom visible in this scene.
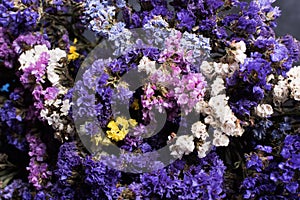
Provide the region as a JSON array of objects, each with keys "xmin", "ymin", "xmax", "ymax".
[{"xmin": 176, "ymin": 10, "xmax": 196, "ymax": 31}]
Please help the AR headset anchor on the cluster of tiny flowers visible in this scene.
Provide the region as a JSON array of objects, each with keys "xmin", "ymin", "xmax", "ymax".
[
  {"xmin": 273, "ymin": 65, "xmax": 300, "ymax": 103},
  {"xmin": 26, "ymin": 134, "xmax": 52, "ymax": 190},
  {"xmin": 19, "ymin": 45, "xmax": 75, "ymax": 141},
  {"xmin": 241, "ymin": 133, "xmax": 300, "ymax": 199},
  {"xmin": 1, "ymin": 0, "xmax": 300, "ymax": 199}
]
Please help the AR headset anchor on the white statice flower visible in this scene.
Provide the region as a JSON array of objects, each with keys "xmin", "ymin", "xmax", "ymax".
[
  {"xmin": 228, "ymin": 62, "xmax": 239, "ymax": 75},
  {"xmin": 213, "ymin": 62, "xmax": 238, "ymax": 77},
  {"xmin": 144, "ymin": 15, "xmax": 169, "ymax": 28},
  {"xmin": 197, "ymin": 141, "xmax": 211, "ymax": 158},
  {"xmin": 213, "ymin": 130, "xmax": 230, "ymax": 146},
  {"xmin": 210, "ymin": 76, "xmax": 226, "ymax": 96},
  {"xmin": 47, "ymin": 70, "xmax": 60, "ymax": 85},
  {"xmin": 255, "ymin": 104, "xmax": 274, "ymax": 118},
  {"xmin": 292, "ymin": 90, "xmax": 300, "ymax": 101},
  {"xmin": 44, "ymin": 99, "xmax": 54, "ymax": 106},
  {"xmin": 60, "ymin": 99, "xmax": 71, "ymax": 115},
  {"xmin": 40, "ymin": 108, "xmax": 49, "ymax": 119},
  {"xmin": 285, "ymin": 66, "xmax": 300, "ymax": 101},
  {"xmin": 169, "ymin": 135, "xmax": 195, "ymax": 159},
  {"xmin": 267, "ymin": 74, "xmax": 275, "ymax": 83},
  {"xmin": 19, "ymin": 45, "xmax": 49, "ymax": 70},
  {"xmin": 46, "ymin": 48, "xmax": 67, "ymax": 85},
  {"xmin": 53, "ymin": 99, "xmax": 62, "ymax": 108},
  {"xmin": 287, "ymin": 65, "xmax": 300, "ymax": 79},
  {"xmin": 138, "ymin": 56, "xmax": 157, "ymax": 75},
  {"xmin": 230, "ymin": 41, "xmax": 247, "ymax": 64},
  {"xmin": 66, "ymin": 125, "xmax": 73, "ymax": 134},
  {"xmin": 273, "ymin": 77, "xmax": 289, "ymax": 105},
  {"xmin": 233, "ymin": 125, "xmax": 244, "ymax": 137},
  {"xmin": 204, "ymin": 115, "xmax": 217, "ymax": 126},
  {"xmin": 208, "ymin": 94, "xmax": 228, "ymax": 115},
  {"xmin": 191, "ymin": 121, "xmax": 208, "ymax": 140},
  {"xmin": 47, "ymin": 111, "xmax": 60, "ymax": 125},
  {"xmin": 55, "ymin": 122, "xmax": 64, "ymax": 131},
  {"xmin": 207, "ymin": 94, "xmax": 244, "ymax": 137},
  {"xmin": 200, "ymin": 61, "xmax": 214, "ymax": 78},
  {"xmin": 221, "ymin": 117, "xmax": 236, "ymax": 136},
  {"xmin": 214, "ymin": 62, "xmax": 230, "ymax": 76},
  {"xmin": 194, "ymin": 100, "xmax": 212, "ymax": 115},
  {"xmin": 49, "ymin": 48, "xmax": 66, "ymax": 63}
]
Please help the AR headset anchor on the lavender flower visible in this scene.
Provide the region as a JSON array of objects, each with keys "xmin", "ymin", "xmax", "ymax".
[{"xmin": 26, "ymin": 134, "xmax": 52, "ymax": 190}]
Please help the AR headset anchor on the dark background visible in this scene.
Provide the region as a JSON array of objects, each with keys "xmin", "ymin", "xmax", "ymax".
[{"xmin": 270, "ymin": 1, "xmax": 300, "ymax": 39}]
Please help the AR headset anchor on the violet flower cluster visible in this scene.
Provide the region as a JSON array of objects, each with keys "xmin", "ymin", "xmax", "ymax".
[{"xmin": 0, "ymin": 0, "xmax": 300, "ymax": 199}]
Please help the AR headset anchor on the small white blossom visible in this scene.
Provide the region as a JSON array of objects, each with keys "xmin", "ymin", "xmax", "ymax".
[
  {"xmin": 138, "ymin": 56, "xmax": 157, "ymax": 75},
  {"xmin": 200, "ymin": 61, "xmax": 214, "ymax": 78},
  {"xmin": 19, "ymin": 45, "xmax": 49, "ymax": 70},
  {"xmin": 204, "ymin": 115, "xmax": 216, "ymax": 125},
  {"xmin": 194, "ymin": 100, "xmax": 212, "ymax": 115},
  {"xmin": 221, "ymin": 118, "xmax": 236, "ymax": 136},
  {"xmin": 47, "ymin": 111, "xmax": 60, "ymax": 125},
  {"xmin": 49, "ymin": 48, "xmax": 66, "ymax": 62},
  {"xmin": 40, "ymin": 108, "xmax": 49, "ymax": 119},
  {"xmin": 255, "ymin": 104, "xmax": 274, "ymax": 118},
  {"xmin": 197, "ymin": 141, "xmax": 211, "ymax": 158},
  {"xmin": 60, "ymin": 99, "xmax": 71, "ymax": 115},
  {"xmin": 210, "ymin": 76, "xmax": 226, "ymax": 96},
  {"xmin": 191, "ymin": 121, "xmax": 208, "ymax": 140},
  {"xmin": 231, "ymin": 41, "xmax": 247, "ymax": 64},
  {"xmin": 169, "ymin": 135, "xmax": 195, "ymax": 159},
  {"xmin": 53, "ymin": 99, "xmax": 62, "ymax": 108},
  {"xmin": 273, "ymin": 79, "xmax": 289, "ymax": 104},
  {"xmin": 213, "ymin": 131, "xmax": 230, "ymax": 146}
]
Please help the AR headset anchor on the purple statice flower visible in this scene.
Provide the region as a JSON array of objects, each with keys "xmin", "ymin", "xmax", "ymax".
[
  {"xmin": 0, "ymin": 27, "xmax": 15, "ymax": 68},
  {"xmin": 20, "ymin": 51, "xmax": 49, "ymax": 85},
  {"xmin": 241, "ymin": 133, "xmax": 300, "ymax": 199},
  {"xmin": 12, "ymin": 32, "xmax": 51, "ymax": 55},
  {"xmin": 280, "ymin": 134, "xmax": 300, "ymax": 170},
  {"xmin": 0, "ymin": 1, "xmax": 39, "ymax": 36},
  {"xmin": 55, "ymin": 142, "xmax": 82, "ymax": 185},
  {"xmin": 254, "ymin": 36, "xmax": 276, "ymax": 49},
  {"xmin": 26, "ymin": 134, "xmax": 52, "ymax": 190},
  {"xmin": 270, "ymin": 42, "xmax": 289, "ymax": 62},
  {"xmin": 239, "ymin": 55, "xmax": 272, "ymax": 87},
  {"xmin": 83, "ymin": 156, "xmax": 122, "ymax": 200},
  {"xmin": 140, "ymin": 152, "xmax": 226, "ymax": 199},
  {"xmin": 50, "ymin": 184, "xmax": 75, "ymax": 200},
  {"xmin": 227, "ymin": 55, "xmax": 273, "ymax": 117},
  {"xmin": 43, "ymin": 86, "xmax": 59, "ymax": 101},
  {"xmin": 281, "ymin": 35, "xmax": 300, "ymax": 62},
  {"xmin": 206, "ymin": 0, "xmax": 224, "ymax": 13},
  {"xmin": 176, "ymin": 10, "xmax": 196, "ymax": 31},
  {"xmin": 0, "ymin": 90, "xmax": 29, "ymax": 151},
  {"xmin": 83, "ymin": 0, "xmax": 118, "ymax": 37},
  {"xmin": 255, "ymin": 145, "xmax": 272, "ymax": 153},
  {"xmin": 245, "ymin": 153, "xmax": 264, "ymax": 172},
  {"xmin": 34, "ymin": 190, "xmax": 52, "ymax": 200},
  {"xmin": 95, "ymin": 86, "xmax": 113, "ymax": 126},
  {"xmin": 0, "ymin": 179, "xmax": 32, "ymax": 200},
  {"xmin": 0, "ymin": 100, "xmax": 19, "ymax": 127}
]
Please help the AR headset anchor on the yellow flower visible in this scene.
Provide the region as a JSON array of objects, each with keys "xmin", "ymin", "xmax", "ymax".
[
  {"xmin": 116, "ymin": 116, "xmax": 129, "ymax": 129},
  {"xmin": 107, "ymin": 120, "xmax": 119, "ymax": 131},
  {"xmin": 128, "ymin": 119, "xmax": 137, "ymax": 127},
  {"xmin": 68, "ymin": 39, "xmax": 80, "ymax": 61},
  {"xmin": 106, "ymin": 117, "xmax": 138, "ymax": 142},
  {"xmin": 107, "ymin": 129, "xmax": 126, "ymax": 141}
]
